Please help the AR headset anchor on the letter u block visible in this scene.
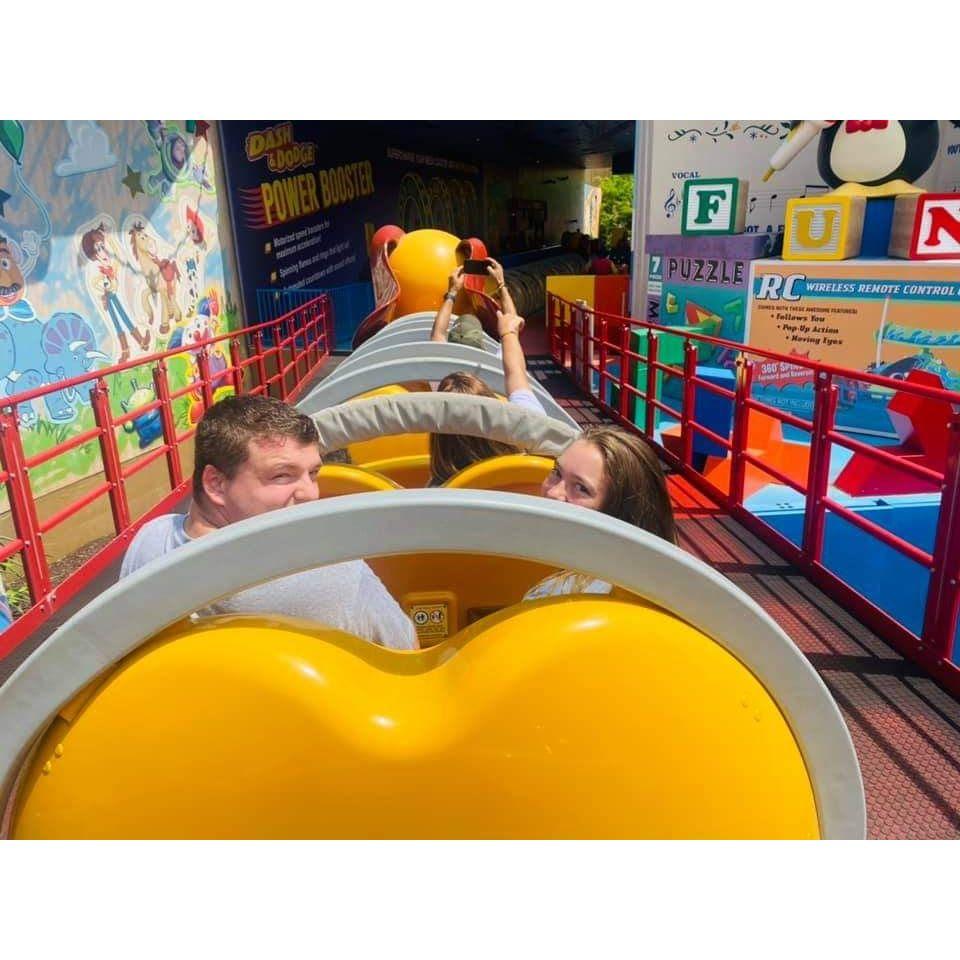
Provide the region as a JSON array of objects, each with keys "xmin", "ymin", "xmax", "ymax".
[
  {"xmin": 681, "ymin": 178, "xmax": 748, "ymax": 236},
  {"xmin": 888, "ymin": 193, "xmax": 960, "ymax": 260},
  {"xmin": 783, "ymin": 196, "xmax": 865, "ymax": 260}
]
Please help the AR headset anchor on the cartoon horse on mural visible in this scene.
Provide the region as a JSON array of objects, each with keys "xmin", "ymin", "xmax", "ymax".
[{"xmin": 128, "ymin": 221, "xmax": 182, "ymax": 337}]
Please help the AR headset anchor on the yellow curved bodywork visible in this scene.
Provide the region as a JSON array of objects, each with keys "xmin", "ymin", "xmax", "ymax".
[
  {"xmin": 11, "ymin": 599, "xmax": 819, "ymax": 839},
  {"xmin": 345, "ymin": 384, "xmax": 430, "ymax": 467},
  {"xmin": 388, "ymin": 229, "xmax": 461, "ymax": 316},
  {"xmin": 444, "ymin": 454, "xmax": 555, "ymax": 496},
  {"xmin": 316, "ymin": 464, "xmax": 399, "ymax": 498},
  {"xmin": 360, "ymin": 454, "xmax": 432, "ymax": 488}
]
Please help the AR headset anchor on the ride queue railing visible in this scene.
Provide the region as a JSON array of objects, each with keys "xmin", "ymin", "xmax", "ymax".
[
  {"xmin": 0, "ymin": 296, "xmax": 333, "ymax": 660},
  {"xmin": 256, "ymin": 283, "xmax": 375, "ymax": 352},
  {"xmin": 547, "ymin": 292, "xmax": 960, "ymax": 697}
]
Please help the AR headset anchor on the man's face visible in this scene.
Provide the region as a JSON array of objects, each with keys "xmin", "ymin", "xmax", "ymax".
[{"xmin": 204, "ymin": 436, "xmax": 321, "ymax": 523}]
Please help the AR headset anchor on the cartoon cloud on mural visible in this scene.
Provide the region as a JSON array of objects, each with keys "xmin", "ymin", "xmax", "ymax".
[{"xmin": 55, "ymin": 122, "xmax": 118, "ymax": 178}]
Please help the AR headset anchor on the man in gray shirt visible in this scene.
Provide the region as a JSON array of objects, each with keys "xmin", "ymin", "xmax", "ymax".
[{"xmin": 121, "ymin": 394, "xmax": 417, "ymax": 651}]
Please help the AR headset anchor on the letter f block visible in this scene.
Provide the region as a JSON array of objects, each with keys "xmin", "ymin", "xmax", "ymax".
[{"xmin": 681, "ymin": 178, "xmax": 748, "ymax": 236}]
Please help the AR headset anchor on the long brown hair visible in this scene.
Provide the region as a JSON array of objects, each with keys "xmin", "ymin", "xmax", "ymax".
[
  {"xmin": 579, "ymin": 425, "xmax": 677, "ymax": 544},
  {"xmin": 429, "ymin": 372, "xmax": 519, "ymax": 485}
]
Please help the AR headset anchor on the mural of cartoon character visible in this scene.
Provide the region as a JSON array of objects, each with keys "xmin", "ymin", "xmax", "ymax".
[
  {"xmin": 0, "ymin": 236, "xmax": 29, "ymax": 313},
  {"xmin": 0, "ymin": 300, "xmax": 108, "ymax": 427},
  {"xmin": 80, "ymin": 222, "xmax": 150, "ymax": 362},
  {"xmin": 2, "ymin": 236, "xmax": 109, "ymax": 424},
  {"xmin": 176, "ymin": 205, "xmax": 208, "ymax": 315},
  {"xmin": 119, "ymin": 378, "xmax": 163, "ymax": 449},
  {"xmin": 144, "ymin": 121, "xmax": 213, "ymax": 199},
  {"xmin": 168, "ymin": 289, "xmax": 230, "ymax": 422},
  {"xmin": 128, "ymin": 221, "xmax": 182, "ymax": 337}
]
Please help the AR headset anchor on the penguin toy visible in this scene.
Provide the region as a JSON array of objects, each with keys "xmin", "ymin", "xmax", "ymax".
[
  {"xmin": 765, "ymin": 120, "xmax": 940, "ymax": 196},
  {"xmin": 817, "ymin": 120, "xmax": 939, "ymax": 195}
]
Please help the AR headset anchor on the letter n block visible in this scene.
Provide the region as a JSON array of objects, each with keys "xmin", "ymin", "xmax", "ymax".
[
  {"xmin": 681, "ymin": 178, "xmax": 748, "ymax": 236},
  {"xmin": 783, "ymin": 196, "xmax": 865, "ymax": 260},
  {"xmin": 888, "ymin": 193, "xmax": 960, "ymax": 259}
]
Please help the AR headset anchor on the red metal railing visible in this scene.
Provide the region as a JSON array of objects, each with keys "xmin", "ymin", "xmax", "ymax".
[
  {"xmin": 0, "ymin": 296, "xmax": 333, "ymax": 659},
  {"xmin": 547, "ymin": 293, "xmax": 960, "ymax": 697}
]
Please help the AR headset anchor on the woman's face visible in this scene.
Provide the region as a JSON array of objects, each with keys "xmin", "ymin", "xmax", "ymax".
[{"xmin": 542, "ymin": 439, "xmax": 608, "ymax": 511}]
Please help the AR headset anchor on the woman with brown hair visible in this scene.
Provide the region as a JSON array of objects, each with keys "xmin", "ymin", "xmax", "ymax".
[
  {"xmin": 429, "ymin": 371, "xmax": 522, "ymax": 486},
  {"xmin": 524, "ymin": 425, "xmax": 678, "ymax": 599}
]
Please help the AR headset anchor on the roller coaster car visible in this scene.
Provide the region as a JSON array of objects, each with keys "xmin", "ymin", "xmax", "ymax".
[
  {"xmin": 314, "ymin": 389, "xmax": 574, "ymax": 498},
  {"xmin": 0, "ymin": 331, "xmax": 865, "ymax": 839},
  {"xmin": 0, "ymin": 490, "xmax": 865, "ymax": 840},
  {"xmin": 306, "ymin": 321, "xmax": 576, "ymax": 492}
]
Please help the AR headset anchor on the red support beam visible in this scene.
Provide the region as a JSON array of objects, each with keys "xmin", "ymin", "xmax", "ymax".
[
  {"xmin": 0, "ymin": 409, "xmax": 50, "ymax": 604},
  {"xmin": 619, "ymin": 322, "xmax": 630, "ymax": 423},
  {"xmin": 153, "ymin": 359, "xmax": 183, "ymax": 491},
  {"xmin": 922, "ymin": 416, "xmax": 960, "ymax": 661},
  {"xmin": 90, "ymin": 379, "xmax": 131, "ymax": 535},
  {"xmin": 728, "ymin": 356, "xmax": 754, "ymax": 508},
  {"xmin": 681, "ymin": 340, "xmax": 698, "ymax": 468},
  {"xmin": 801, "ymin": 373, "xmax": 838, "ymax": 566},
  {"xmin": 644, "ymin": 333, "xmax": 659, "ymax": 440}
]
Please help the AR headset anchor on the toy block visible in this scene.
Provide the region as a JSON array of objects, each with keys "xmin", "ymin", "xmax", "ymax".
[
  {"xmin": 681, "ymin": 178, "xmax": 748, "ymax": 236},
  {"xmin": 888, "ymin": 193, "xmax": 960, "ymax": 260},
  {"xmin": 691, "ymin": 365, "xmax": 735, "ymax": 460},
  {"xmin": 835, "ymin": 370, "xmax": 948, "ymax": 496},
  {"xmin": 783, "ymin": 195, "xmax": 865, "ymax": 260}
]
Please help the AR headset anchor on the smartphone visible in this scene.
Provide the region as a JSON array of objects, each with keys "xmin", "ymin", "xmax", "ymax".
[{"xmin": 462, "ymin": 258, "xmax": 490, "ymax": 276}]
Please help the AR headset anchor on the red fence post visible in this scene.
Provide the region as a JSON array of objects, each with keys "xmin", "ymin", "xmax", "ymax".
[
  {"xmin": 195, "ymin": 350, "xmax": 214, "ymax": 410},
  {"xmin": 90, "ymin": 379, "xmax": 131, "ymax": 535},
  {"xmin": 801, "ymin": 372, "xmax": 838, "ymax": 566},
  {"xmin": 728, "ymin": 356, "xmax": 754, "ymax": 508},
  {"xmin": 644, "ymin": 332, "xmax": 659, "ymax": 440},
  {"xmin": 323, "ymin": 297, "xmax": 333, "ymax": 356},
  {"xmin": 922, "ymin": 416, "xmax": 960, "ymax": 661},
  {"xmin": 680, "ymin": 340, "xmax": 699, "ymax": 468},
  {"xmin": 305, "ymin": 303, "xmax": 319, "ymax": 369},
  {"xmin": 598, "ymin": 317, "xmax": 609, "ymax": 408},
  {"xmin": 273, "ymin": 321, "xmax": 289, "ymax": 401},
  {"xmin": 546, "ymin": 295, "xmax": 554, "ymax": 359},
  {"xmin": 229, "ymin": 338, "xmax": 244, "ymax": 396},
  {"xmin": 152, "ymin": 359, "xmax": 183, "ymax": 490},
  {"xmin": 574, "ymin": 302, "xmax": 591, "ymax": 392},
  {"xmin": 291, "ymin": 314, "xmax": 305, "ymax": 387},
  {"xmin": 619, "ymin": 322, "xmax": 630, "ymax": 423},
  {"xmin": 0, "ymin": 408, "xmax": 51, "ymax": 603},
  {"xmin": 253, "ymin": 330, "xmax": 268, "ymax": 396}
]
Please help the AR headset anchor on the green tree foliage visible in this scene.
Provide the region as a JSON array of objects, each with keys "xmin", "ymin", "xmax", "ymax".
[{"xmin": 599, "ymin": 174, "xmax": 634, "ymax": 249}]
